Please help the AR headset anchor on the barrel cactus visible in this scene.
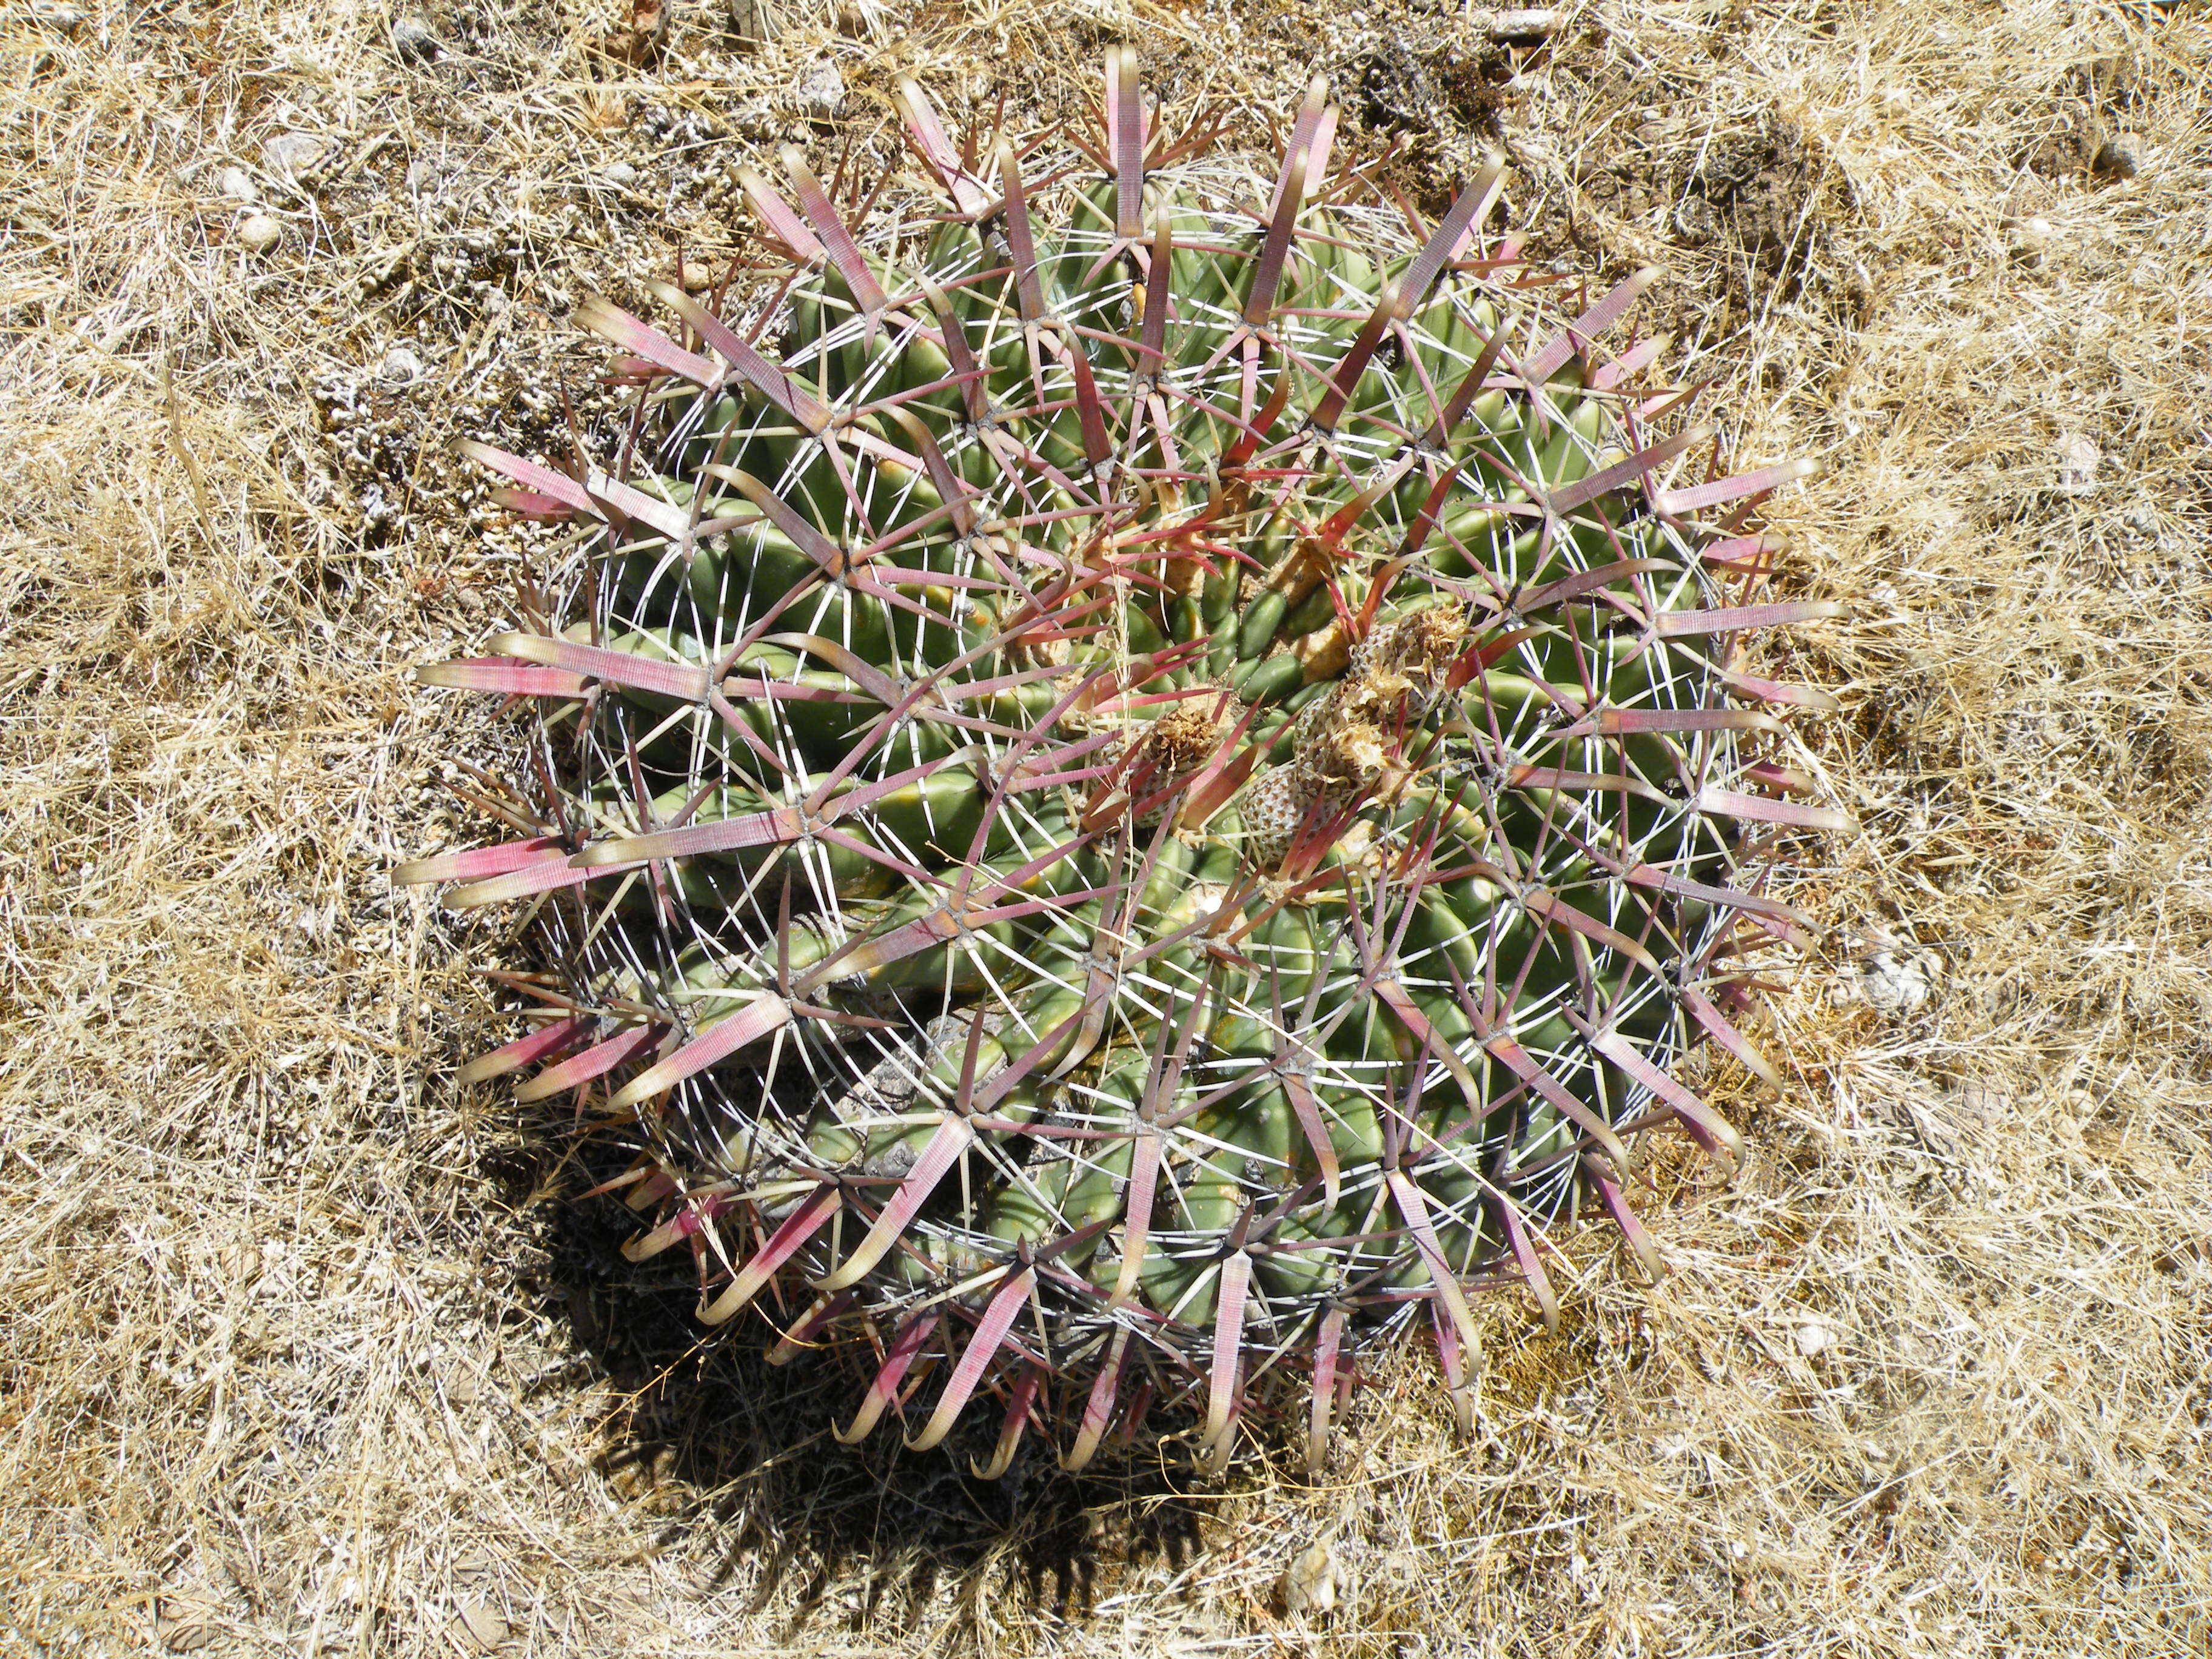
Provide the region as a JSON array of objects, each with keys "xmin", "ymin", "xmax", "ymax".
[{"xmin": 403, "ymin": 53, "xmax": 1836, "ymax": 1476}]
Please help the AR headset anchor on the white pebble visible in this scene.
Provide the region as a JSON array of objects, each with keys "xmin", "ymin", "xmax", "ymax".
[
  {"xmin": 603, "ymin": 161, "xmax": 637, "ymax": 189},
  {"xmin": 235, "ymin": 213, "xmax": 284, "ymax": 253},
  {"xmin": 378, "ymin": 345, "xmax": 426, "ymax": 384},
  {"xmin": 1852, "ymin": 946, "xmax": 1935, "ymax": 1017},
  {"xmin": 796, "ymin": 58, "xmax": 845, "ymax": 121},
  {"xmin": 1794, "ymin": 1321, "xmax": 1832, "ymax": 1358},
  {"xmin": 217, "ymin": 165, "xmax": 260, "ymax": 204}
]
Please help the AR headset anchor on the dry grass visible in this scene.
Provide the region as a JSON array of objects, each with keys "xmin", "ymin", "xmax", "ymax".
[{"xmin": 4, "ymin": 0, "xmax": 2210, "ymax": 1653}]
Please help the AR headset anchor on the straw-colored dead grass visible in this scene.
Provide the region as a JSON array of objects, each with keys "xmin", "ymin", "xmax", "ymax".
[{"xmin": 4, "ymin": 0, "xmax": 2209, "ymax": 1652}]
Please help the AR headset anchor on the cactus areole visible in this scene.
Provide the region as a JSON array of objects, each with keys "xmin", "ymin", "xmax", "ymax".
[{"xmin": 405, "ymin": 53, "xmax": 1835, "ymax": 1476}]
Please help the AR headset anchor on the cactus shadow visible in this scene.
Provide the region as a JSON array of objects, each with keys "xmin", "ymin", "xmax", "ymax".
[{"xmin": 515, "ymin": 1142, "xmax": 1218, "ymax": 1640}]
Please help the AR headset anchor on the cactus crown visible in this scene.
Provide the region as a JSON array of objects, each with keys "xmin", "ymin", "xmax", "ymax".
[{"xmin": 406, "ymin": 52, "xmax": 1832, "ymax": 1476}]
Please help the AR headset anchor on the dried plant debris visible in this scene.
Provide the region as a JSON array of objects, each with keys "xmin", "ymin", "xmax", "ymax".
[{"xmin": 5, "ymin": 0, "xmax": 2211, "ymax": 1655}]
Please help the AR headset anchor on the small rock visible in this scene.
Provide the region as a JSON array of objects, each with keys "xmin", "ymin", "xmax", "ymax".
[
  {"xmin": 602, "ymin": 161, "xmax": 638, "ymax": 189},
  {"xmin": 392, "ymin": 16, "xmax": 439, "ymax": 62},
  {"xmin": 1839, "ymin": 937, "xmax": 1937, "ymax": 1017},
  {"xmin": 1282, "ymin": 1537, "xmax": 1349, "ymax": 1615},
  {"xmin": 156, "ymin": 1595, "xmax": 223, "ymax": 1653},
  {"xmin": 729, "ymin": 0, "xmax": 780, "ymax": 45},
  {"xmin": 216, "ymin": 165, "xmax": 260, "ymax": 204},
  {"xmin": 796, "ymin": 58, "xmax": 845, "ymax": 121},
  {"xmin": 261, "ymin": 131, "xmax": 327, "ymax": 183},
  {"xmin": 2056, "ymin": 431, "xmax": 2099, "ymax": 495},
  {"xmin": 2092, "ymin": 136, "xmax": 2140, "ymax": 181},
  {"xmin": 679, "ymin": 260, "xmax": 716, "ymax": 293},
  {"xmin": 235, "ymin": 213, "xmax": 284, "ymax": 254},
  {"xmin": 1484, "ymin": 6, "xmax": 1559, "ymax": 42},
  {"xmin": 1861, "ymin": 956, "xmax": 1927, "ymax": 1014},
  {"xmin": 1794, "ymin": 1320, "xmax": 1832, "ymax": 1358},
  {"xmin": 449, "ymin": 1600, "xmax": 508, "ymax": 1652},
  {"xmin": 378, "ymin": 344, "xmax": 426, "ymax": 384},
  {"xmin": 1954, "ymin": 1079, "xmax": 2006, "ymax": 1131}
]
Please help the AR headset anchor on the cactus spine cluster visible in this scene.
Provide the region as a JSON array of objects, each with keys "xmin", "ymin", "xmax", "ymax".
[{"xmin": 403, "ymin": 53, "xmax": 1837, "ymax": 1475}]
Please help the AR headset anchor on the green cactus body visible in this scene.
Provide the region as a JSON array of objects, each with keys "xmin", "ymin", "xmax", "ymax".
[{"xmin": 407, "ymin": 52, "xmax": 1832, "ymax": 1473}]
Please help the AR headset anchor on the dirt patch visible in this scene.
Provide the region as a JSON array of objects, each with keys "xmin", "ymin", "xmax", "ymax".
[
  {"xmin": 1574, "ymin": 119, "xmax": 1838, "ymax": 275},
  {"xmin": 1557, "ymin": 109, "xmax": 1858, "ymax": 353},
  {"xmin": 2017, "ymin": 49, "xmax": 2157, "ymax": 179},
  {"xmin": 1670, "ymin": 121, "xmax": 1839, "ymax": 272},
  {"xmin": 1348, "ymin": 32, "xmax": 1516, "ymax": 147}
]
